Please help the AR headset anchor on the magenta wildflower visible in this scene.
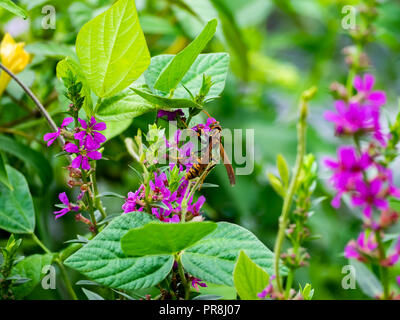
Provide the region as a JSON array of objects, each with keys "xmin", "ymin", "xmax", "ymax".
[
  {"xmin": 324, "ymin": 100, "xmax": 373, "ymax": 136},
  {"xmin": 351, "ymin": 178, "xmax": 388, "ymax": 219},
  {"xmin": 122, "ymin": 186, "xmax": 144, "ymax": 213},
  {"xmin": 43, "ymin": 117, "xmax": 74, "ymax": 146},
  {"xmin": 74, "ymin": 117, "xmax": 107, "ymax": 149},
  {"xmin": 354, "ymin": 73, "xmax": 386, "ymax": 108},
  {"xmin": 191, "ymin": 278, "xmax": 207, "ymax": 291},
  {"xmin": 64, "ymin": 142, "xmax": 102, "ymax": 170},
  {"xmin": 324, "ymin": 146, "xmax": 371, "ymax": 208},
  {"xmin": 258, "ymin": 275, "xmax": 276, "ymax": 299},
  {"xmin": 345, "ymin": 232, "xmax": 378, "ymax": 261},
  {"xmin": 53, "ymin": 192, "xmax": 79, "ymax": 219}
]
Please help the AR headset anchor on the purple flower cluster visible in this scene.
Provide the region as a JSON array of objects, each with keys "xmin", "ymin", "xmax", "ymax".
[
  {"xmin": 122, "ymin": 117, "xmax": 218, "ymax": 223},
  {"xmin": 44, "ymin": 116, "xmax": 107, "ymax": 220},
  {"xmin": 64, "ymin": 117, "xmax": 106, "ymax": 171},
  {"xmin": 324, "ymin": 74, "xmax": 400, "ymax": 227},
  {"xmin": 345, "ymin": 232, "xmax": 400, "ymax": 267},
  {"xmin": 324, "ymin": 74, "xmax": 386, "ymax": 145},
  {"xmin": 122, "ymin": 169, "xmax": 205, "ymax": 223},
  {"xmin": 325, "ymin": 73, "xmax": 400, "ymax": 286}
]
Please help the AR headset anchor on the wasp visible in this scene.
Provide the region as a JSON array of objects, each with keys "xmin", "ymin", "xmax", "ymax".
[{"xmin": 185, "ymin": 117, "xmax": 235, "ymax": 186}]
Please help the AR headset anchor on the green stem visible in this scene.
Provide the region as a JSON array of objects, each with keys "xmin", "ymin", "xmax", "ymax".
[
  {"xmin": 375, "ymin": 231, "xmax": 390, "ymax": 299},
  {"xmin": 284, "ymin": 269, "xmax": 294, "ymax": 298},
  {"xmin": 31, "ymin": 233, "xmax": 78, "ymax": 300},
  {"xmin": 55, "ymin": 259, "xmax": 78, "ymax": 300},
  {"xmin": 31, "ymin": 233, "xmax": 51, "ymax": 255},
  {"xmin": 175, "ymin": 253, "xmax": 190, "ymax": 300},
  {"xmin": 82, "ymin": 170, "xmax": 98, "ymax": 234},
  {"xmin": 91, "ymin": 162, "xmax": 107, "ymax": 220},
  {"xmin": 273, "ymin": 87, "xmax": 315, "ymax": 293}
]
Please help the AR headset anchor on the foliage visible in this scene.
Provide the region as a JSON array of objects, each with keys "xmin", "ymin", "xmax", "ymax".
[{"xmin": 0, "ymin": 0, "xmax": 400, "ymax": 301}]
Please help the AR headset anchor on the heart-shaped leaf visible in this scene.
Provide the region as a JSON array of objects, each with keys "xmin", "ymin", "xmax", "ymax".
[
  {"xmin": 181, "ymin": 222, "xmax": 285, "ymax": 286},
  {"xmin": 64, "ymin": 213, "xmax": 174, "ymax": 290},
  {"xmin": 76, "ymin": 0, "xmax": 150, "ymax": 97}
]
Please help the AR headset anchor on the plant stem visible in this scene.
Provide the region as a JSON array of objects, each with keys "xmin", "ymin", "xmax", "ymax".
[
  {"xmin": 31, "ymin": 233, "xmax": 52, "ymax": 255},
  {"xmin": 375, "ymin": 231, "xmax": 390, "ymax": 299},
  {"xmin": 90, "ymin": 162, "xmax": 107, "ymax": 220},
  {"xmin": 82, "ymin": 170, "xmax": 98, "ymax": 234},
  {"xmin": 55, "ymin": 259, "xmax": 78, "ymax": 300},
  {"xmin": 284, "ymin": 269, "xmax": 294, "ymax": 298},
  {"xmin": 30, "ymin": 233, "xmax": 78, "ymax": 300},
  {"xmin": 0, "ymin": 63, "xmax": 73, "ymax": 161},
  {"xmin": 175, "ymin": 253, "xmax": 190, "ymax": 300},
  {"xmin": 273, "ymin": 87, "xmax": 315, "ymax": 294}
]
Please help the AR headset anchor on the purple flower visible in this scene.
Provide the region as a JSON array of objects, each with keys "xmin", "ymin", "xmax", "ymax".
[
  {"xmin": 122, "ymin": 185, "xmax": 144, "ymax": 213},
  {"xmin": 157, "ymin": 109, "xmax": 184, "ymax": 121},
  {"xmin": 43, "ymin": 117, "xmax": 73, "ymax": 146},
  {"xmin": 74, "ymin": 117, "xmax": 107, "ymax": 149},
  {"xmin": 187, "ymin": 195, "xmax": 206, "ymax": 217},
  {"xmin": 324, "ymin": 100, "xmax": 372, "ymax": 136},
  {"xmin": 344, "ymin": 231, "xmax": 378, "ymax": 261},
  {"xmin": 53, "ymin": 192, "xmax": 79, "ymax": 219},
  {"xmin": 354, "ymin": 74, "xmax": 386, "ymax": 108},
  {"xmin": 258, "ymin": 275, "xmax": 276, "ymax": 299},
  {"xmin": 64, "ymin": 142, "xmax": 102, "ymax": 170},
  {"xmin": 150, "ymin": 172, "xmax": 170, "ymax": 199},
  {"xmin": 191, "ymin": 278, "xmax": 207, "ymax": 291},
  {"xmin": 351, "ymin": 178, "xmax": 388, "ymax": 219},
  {"xmin": 397, "ymin": 276, "xmax": 400, "ymax": 288},
  {"xmin": 324, "ymin": 146, "xmax": 371, "ymax": 208}
]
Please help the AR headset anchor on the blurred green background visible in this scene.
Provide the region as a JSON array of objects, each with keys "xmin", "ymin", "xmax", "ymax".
[{"xmin": 1, "ymin": 0, "xmax": 400, "ymax": 299}]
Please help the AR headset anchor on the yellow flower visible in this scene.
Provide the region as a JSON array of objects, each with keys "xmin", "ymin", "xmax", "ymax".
[{"xmin": 0, "ymin": 33, "xmax": 31, "ymax": 96}]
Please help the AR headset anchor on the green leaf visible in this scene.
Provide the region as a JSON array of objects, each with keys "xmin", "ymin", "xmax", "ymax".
[
  {"xmin": 197, "ymin": 283, "xmax": 237, "ymax": 300},
  {"xmin": 0, "ymin": 152, "xmax": 12, "ymax": 190},
  {"xmin": 0, "ymin": 0, "xmax": 28, "ymax": 19},
  {"xmin": 389, "ymin": 197, "xmax": 400, "ymax": 212},
  {"xmin": 76, "ymin": 0, "xmax": 150, "ymax": 97},
  {"xmin": 0, "ymin": 135, "xmax": 53, "ymax": 189},
  {"xmin": 154, "ymin": 19, "xmax": 218, "ymax": 93},
  {"xmin": 82, "ymin": 288, "xmax": 105, "ymax": 300},
  {"xmin": 121, "ymin": 221, "xmax": 217, "ymax": 256},
  {"xmin": 145, "ymin": 53, "xmax": 230, "ymax": 100},
  {"xmin": 56, "ymin": 57, "xmax": 94, "ymax": 116},
  {"xmin": 181, "ymin": 222, "xmax": 284, "ymax": 286},
  {"xmin": 0, "ymin": 166, "xmax": 35, "ymax": 234},
  {"xmin": 11, "ymin": 254, "xmax": 53, "ymax": 299},
  {"xmin": 131, "ymin": 87, "xmax": 202, "ymax": 109},
  {"xmin": 267, "ymin": 172, "xmax": 285, "ymax": 198},
  {"xmin": 102, "ymin": 119, "xmax": 133, "ymax": 142},
  {"xmin": 64, "ymin": 213, "xmax": 174, "ymax": 290},
  {"xmin": 350, "ymin": 260, "xmax": 383, "ymax": 298},
  {"xmin": 276, "ymin": 154, "xmax": 289, "ymax": 189},
  {"xmin": 96, "ymin": 88, "xmax": 153, "ymax": 122},
  {"xmin": 233, "ymin": 250, "xmax": 270, "ymax": 300}
]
